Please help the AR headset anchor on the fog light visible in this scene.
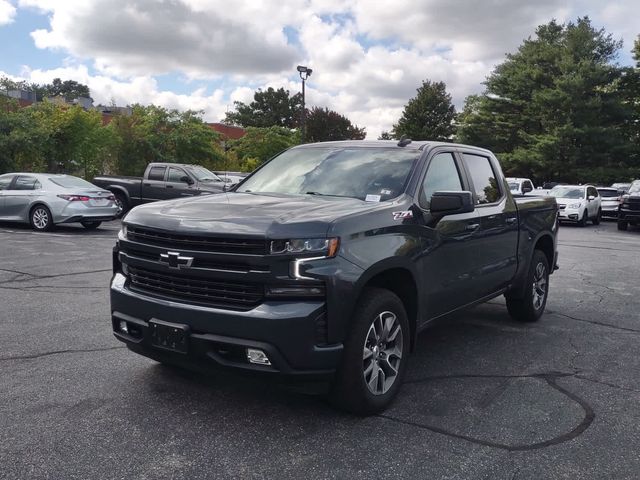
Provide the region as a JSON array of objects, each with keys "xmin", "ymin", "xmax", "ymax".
[
  {"xmin": 119, "ymin": 320, "xmax": 129, "ymax": 334},
  {"xmin": 246, "ymin": 348, "xmax": 271, "ymax": 366}
]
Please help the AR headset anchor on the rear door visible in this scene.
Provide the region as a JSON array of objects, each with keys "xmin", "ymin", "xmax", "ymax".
[
  {"xmin": 3, "ymin": 175, "xmax": 42, "ymax": 220},
  {"xmin": 459, "ymin": 151, "xmax": 519, "ymax": 299},
  {"xmin": 0, "ymin": 174, "xmax": 15, "ymax": 217},
  {"xmin": 415, "ymin": 150, "xmax": 481, "ymax": 318},
  {"xmin": 141, "ymin": 165, "xmax": 168, "ymax": 201}
]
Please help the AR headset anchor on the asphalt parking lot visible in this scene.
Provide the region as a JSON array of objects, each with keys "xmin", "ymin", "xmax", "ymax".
[{"xmin": 1, "ymin": 219, "xmax": 639, "ymax": 479}]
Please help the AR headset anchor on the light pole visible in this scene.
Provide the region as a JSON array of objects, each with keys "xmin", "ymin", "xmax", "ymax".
[{"xmin": 297, "ymin": 65, "xmax": 312, "ymax": 142}]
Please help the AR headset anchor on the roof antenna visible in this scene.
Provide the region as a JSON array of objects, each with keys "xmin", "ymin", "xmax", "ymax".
[{"xmin": 397, "ymin": 135, "xmax": 412, "ymax": 147}]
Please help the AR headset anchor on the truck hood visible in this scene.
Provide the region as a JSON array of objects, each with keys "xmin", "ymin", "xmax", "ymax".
[{"xmin": 123, "ymin": 192, "xmax": 389, "ymax": 238}]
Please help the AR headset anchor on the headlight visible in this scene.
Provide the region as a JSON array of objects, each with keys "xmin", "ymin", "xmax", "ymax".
[
  {"xmin": 270, "ymin": 238, "xmax": 340, "ymax": 257},
  {"xmin": 568, "ymin": 202, "xmax": 582, "ymax": 209},
  {"xmin": 120, "ymin": 224, "xmax": 128, "ymax": 239}
]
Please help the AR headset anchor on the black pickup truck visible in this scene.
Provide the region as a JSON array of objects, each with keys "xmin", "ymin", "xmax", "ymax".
[
  {"xmin": 93, "ymin": 163, "xmax": 226, "ymax": 216},
  {"xmin": 617, "ymin": 179, "xmax": 640, "ymax": 230},
  {"xmin": 110, "ymin": 140, "xmax": 558, "ymax": 414}
]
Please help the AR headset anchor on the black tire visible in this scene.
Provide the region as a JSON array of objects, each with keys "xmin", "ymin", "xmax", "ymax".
[
  {"xmin": 81, "ymin": 221, "xmax": 102, "ymax": 230},
  {"xmin": 113, "ymin": 192, "xmax": 128, "ymax": 218},
  {"xmin": 592, "ymin": 208, "xmax": 601, "ymax": 225},
  {"xmin": 29, "ymin": 205, "xmax": 53, "ymax": 231},
  {"xmin": 618, "ymin": 220, "xmax": 628, "ymax": 231},
  {"xmin": 577, "ymin": 211, "xmax": 587, "ymax": 227},
  {"xmin": 329, "ymin": 287, "xmax": 410, "ymax": 415},
  {"xmin": 506, "ymin": 250, "xmax": 550, "ymax": 323}
]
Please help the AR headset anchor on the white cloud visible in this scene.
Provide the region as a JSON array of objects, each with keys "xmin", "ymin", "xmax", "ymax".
[
  {"xmin": 7, "ymin": 65, "xmax": 230, "ymax": 122},
  {"xmin": 0, "ymin": 0, "xmax": 16, "ymax": 25},
  {"xmin": 9, "ymin": 0, "xmax": 640, "ymax": 138}
]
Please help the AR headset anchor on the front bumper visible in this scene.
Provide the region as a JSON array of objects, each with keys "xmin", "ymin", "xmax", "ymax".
[
  {"xmin": 557, "ymin": 208, "xmax": 581, "ymax": 221},
  {"xmin": 619, "ymin": 208, "xmax": 640, "ymax": 222},
  {"xmin": 110, "ymin": 273, "xmax": 343, "ymax": 377}
]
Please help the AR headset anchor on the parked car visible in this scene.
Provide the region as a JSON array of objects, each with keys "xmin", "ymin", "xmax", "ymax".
[
  {"xmin": 110, "ymin": 140, "xmax": 558, "ymax": 414},
  {"xmin": 549, "ymin": 184, "xmax": 602, "ymax": 226},
  {"xmin": 611, "ymin": 182, "xmax": 632, "ymax": 194},
  {"xmin": 618, "ymin": 180, "xmax": 640, "ymax": 231},
  {"xmin": 0, "ymin": 173, "xmax": 117, "ymax": 231},
  {"xmin": 596, "ymin": 187, "xmax": 622, "ymax": 218},
  {"xmin": 506, "ymin": 177, "xmax": 536, "ymax": 195},
  {"xmin": 93, "ymin": 163, "xmax": 226, "ymax": 217}
]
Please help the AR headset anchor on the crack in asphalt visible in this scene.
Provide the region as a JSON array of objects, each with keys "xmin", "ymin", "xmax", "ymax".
[
  {"xmin": 0, "ymin": 268, "xmax": 111, "ymax": 286},
  {"xmin": 547, "ymin": 310, "xmax": 640, "ymax": 334},
  {"xmin": 0, "ymin": 346, "xmax": 126, "ymax": 362},
  {"xmin": 378, "ymin": 371, "xmax": 595, "ymax": 452}
]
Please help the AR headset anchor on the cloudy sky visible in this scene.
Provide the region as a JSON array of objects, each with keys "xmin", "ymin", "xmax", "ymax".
[{"xmin": 0, "ymin": 0, "xmax": 639, "ymax": 137}]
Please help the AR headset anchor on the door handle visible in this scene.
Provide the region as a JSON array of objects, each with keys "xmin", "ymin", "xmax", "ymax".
[
  {"xmin": 465, "ymin": 223, "xmax": 480, "ymax": 231},
  {"xmin": 506, "ymin": 217, "xmax": 517, "ymax": 225},
  {"xmin": 166, "ymin": 185, "xmax": 174, "ymax": 189}
]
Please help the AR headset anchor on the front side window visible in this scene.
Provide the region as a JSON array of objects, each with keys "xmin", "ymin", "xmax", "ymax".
[
  {"xmin": 237, "ymin": 147, "xmax": 419, "ymax": 201},
  {"xmin": 148, "ymin": 166, "xmax": 166, "ymax": 181},
  {"xmin": 0, "ymin": 174, "xmax": 14, "ymax": 190},
  {"xmin": 185, "ymin": 166, "xmax": 221, "ymax": 183},
  {"xmin": 420, "ymin": 152, "xmax": 463, "ymax": 208},
  {"xmin": 462, "ymin": 153, "xmax": 501, "ymax": 204},
  {"xmin": 167, "ymin": 167, "xmax": 186, "ymax": 183}
]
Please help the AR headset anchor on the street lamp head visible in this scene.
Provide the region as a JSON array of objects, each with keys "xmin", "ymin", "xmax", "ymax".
[
  {"xmin": 296, "ymin": 65, "xmax": 308, "ymax": 73},
  {"xmin": 297, "ymin": 65, "xmax": 312, "ymax": 79}
]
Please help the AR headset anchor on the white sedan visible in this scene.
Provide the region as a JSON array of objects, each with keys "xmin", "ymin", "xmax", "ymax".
[
  {"xmin": 0, "ymin": 173, "xmax": 118, "ymax": 231},
  {"xmin": 549, "ymin": 185, "xmax": 602, "ymax": 226}
]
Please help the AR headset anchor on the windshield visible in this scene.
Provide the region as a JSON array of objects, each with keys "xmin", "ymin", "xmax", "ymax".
[
  {"xmin": 48, "ymin": 176, "xmax": 97, "ymax": 189},
  {"xmin": 629, "ymin": 181, "xmax": 640, "ymax": 194},
  {"xmin": 549, "ymin": 187, "xmax": 584, "ymax": 199},
  {"xmin": 508, "ymin": 182, "xmax": 520, "ymax": 191},
  {"xmin": 597, "ymin": 189, "xmax": 619, "ymax": 198},
  {"xmin": 237, "ymin": 147, "xmax": 419, "ymax": 201},
  {"xmin": 185, "ymin": 166, "xmax": 221, "ymax": 182}
]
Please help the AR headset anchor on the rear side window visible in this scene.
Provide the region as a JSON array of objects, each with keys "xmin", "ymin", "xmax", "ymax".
[
  {"xmin": 420, "ymin": 152, "xmax": 463, "ymax": 208},
  {"xmin": 148, "ymin": 166, "xmax": 166, "ymax": 181},
  {"xmin": 14, "ymin": 176, "xmax": 40, "ymax": 190},
  {"xmin": 0, "ymin": 175, "xmax": 13, "ymax": 190},
  {"xmin": 462, "ymin": 153, "xmax": 501, "ymax": 204}
]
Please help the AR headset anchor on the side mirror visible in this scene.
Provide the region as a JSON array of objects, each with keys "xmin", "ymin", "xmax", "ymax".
[
  {"xmin": 522, "ymin": 185, "xmax": 533, "ymax": 193},
  {"xmin": 588, "ymin": 195, "xmax": 595, "ymax": 201},
  {"xmin": 430, "ymin": 191, "xmax": 475, "ymax": 215},
  {"xmin": 180, "ymin": 175, "xmax": 194, "ymax": 185}
]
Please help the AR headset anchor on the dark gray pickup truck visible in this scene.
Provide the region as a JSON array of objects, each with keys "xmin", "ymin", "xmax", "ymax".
[
  {"xmin": 111, "ymin": 140, "xmax": 559, "ymax": 414},
  {"xmin": 93, "ymin": 163, "xmax": 226, "ymax": 217}
]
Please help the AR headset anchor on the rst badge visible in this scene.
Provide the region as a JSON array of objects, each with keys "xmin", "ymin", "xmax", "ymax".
[
  {"xmin": 392, "ymin": 210, "xmax": 413, "ymax": 220},
  {"xmin": 159, "ymin": 251, "xmax": 194, "ymax": 269}
]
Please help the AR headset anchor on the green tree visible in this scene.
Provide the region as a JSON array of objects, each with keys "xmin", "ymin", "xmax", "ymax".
[
  {"xmin": 227, "ymin": 126, "xmax": 300, "ymax": 169},
  {"xmin": 109, "ymin": 105, "xmax": 224, "ymax": 176},
  {"xmin": 392, "ymin": 80, "xmax": 456, "ymax": 141},
  {"xmin": 305, "ymin": 107, "xmax": 366, "ymax": 142},
  {"xmin": 224, "ymin": 87, "xmax": 302, "ymax": 128},
  {"xmin": 457, "ymin": 17, "xmax": 637, "ymax": 184},
  {"xmin": 44, "ymin": 78, "xmax": 92, "ymax": 101},
  {"xmin": 378, "ymin": 131, "xmax": 393, "ymax": 140}
]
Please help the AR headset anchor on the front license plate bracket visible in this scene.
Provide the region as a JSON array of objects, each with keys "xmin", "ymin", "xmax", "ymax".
[{"xmin": 149, "ymin": 319, "xmax": 189, "ymax": 354}]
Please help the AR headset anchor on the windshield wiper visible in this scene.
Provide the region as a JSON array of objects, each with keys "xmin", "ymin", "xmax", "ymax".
[{"xmin": 305, "ymin": 191, "xmax": 355, "ymax": 198}]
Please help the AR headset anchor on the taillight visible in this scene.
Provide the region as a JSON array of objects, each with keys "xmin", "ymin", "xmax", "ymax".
[
  {"xmin": 57, "ymin": 194, "xmax": 90, "ymax": 202},
  {"xmin": 107, "ymin": 195, "xmax": 115, "ymax": 200}
]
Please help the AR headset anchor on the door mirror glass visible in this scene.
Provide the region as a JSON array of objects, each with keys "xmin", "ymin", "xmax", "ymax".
[{"xmin": 430, "ymin": 191, "xmax": 475, "ymax": 216}]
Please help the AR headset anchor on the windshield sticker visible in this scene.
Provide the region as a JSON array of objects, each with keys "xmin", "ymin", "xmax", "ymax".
[
  {"xmin": 392, "ymin": 210, "xmax": 413, "ymax": 220},
  {"xmin": 381, "ymin": 189, "xmax": 392, "ymax": 195},
  {"xmin": 365, "ymin": 194, "xmax": 381, "ymax": 202}
]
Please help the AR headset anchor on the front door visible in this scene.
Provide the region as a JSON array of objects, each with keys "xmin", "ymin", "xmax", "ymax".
[
  {"xmin": 166, "ymin": 167, "xmax": 197, "ymax": 199},
  {"xmin": 415, "ymin": 150, "xmax": 481, "ymax": 319}
]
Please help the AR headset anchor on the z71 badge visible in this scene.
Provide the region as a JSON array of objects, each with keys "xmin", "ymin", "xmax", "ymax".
[{"xmin": 392, "ymin": 210, "xmax": 413, "ymax": 220}]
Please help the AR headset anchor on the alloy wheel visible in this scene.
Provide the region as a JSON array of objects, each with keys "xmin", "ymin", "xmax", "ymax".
[
  {"xmin": 363, "ymin": 311, "xmax": 403, "ymax": 395},
  {"xmin": 532, "ymin": 262, "xmax": 547, "ymax": 310},
  {"xmin": 32, "ymin": 208, "xmax": 49, "ymax": 230}
]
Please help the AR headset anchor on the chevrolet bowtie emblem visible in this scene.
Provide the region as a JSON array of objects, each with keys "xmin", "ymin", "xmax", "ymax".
[{"xmin": 159, "ymin": 251, "xmax": 194, "ymax": 269}]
